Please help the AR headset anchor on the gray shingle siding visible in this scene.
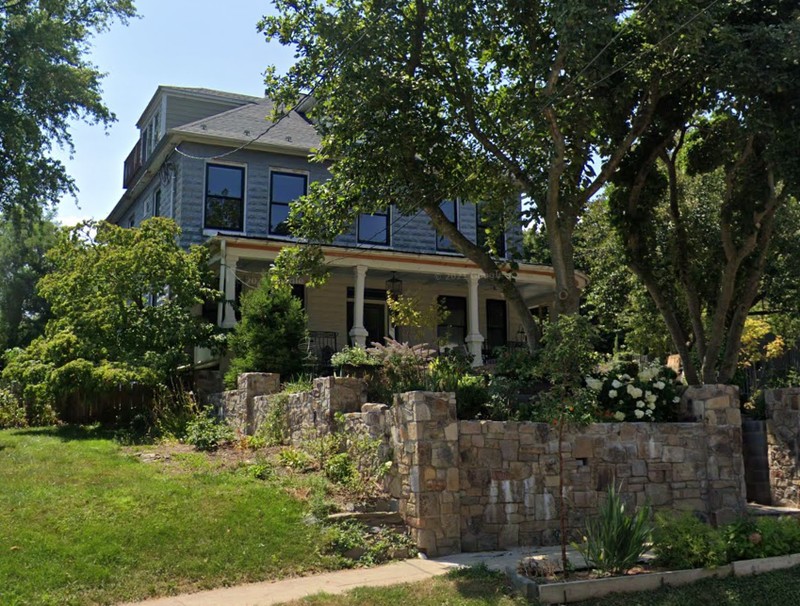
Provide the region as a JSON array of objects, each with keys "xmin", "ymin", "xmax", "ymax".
[{"xmin": 114, "ymin": 89, "xmax": 524, "ymax": 261}]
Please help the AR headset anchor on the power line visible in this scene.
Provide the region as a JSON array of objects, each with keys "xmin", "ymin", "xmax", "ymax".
[{"xmin": 173, "ymin": 4, "xmax": 393, "ymax": 163}]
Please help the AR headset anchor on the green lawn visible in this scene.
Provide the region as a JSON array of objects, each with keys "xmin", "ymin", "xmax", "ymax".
[
  {"xmin": 0, "ymin": 426, "xmax": 329, "ymax": 606},
  {"xmin": 278, "ymin": 565, "xmax": 800, "ymax": 606}
]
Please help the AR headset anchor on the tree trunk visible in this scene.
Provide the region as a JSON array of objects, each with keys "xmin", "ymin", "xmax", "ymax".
[{"xmin": 423, "ymin": 203, "xmax": 540, "ymax": 350}]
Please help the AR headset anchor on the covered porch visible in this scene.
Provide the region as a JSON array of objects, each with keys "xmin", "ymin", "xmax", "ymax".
[{"xmin": 207, "ymin": 236, "xmax": 586, "ymax": 368}]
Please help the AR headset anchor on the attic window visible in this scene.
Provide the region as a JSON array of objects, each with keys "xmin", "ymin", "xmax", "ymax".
[{"xmin": 204, "ymin": 164, "xmax": 245, "ymax": 232}]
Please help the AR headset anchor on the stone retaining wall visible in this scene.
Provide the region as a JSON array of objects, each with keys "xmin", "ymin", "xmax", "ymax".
[
  {"xmin": 217, "ymin": 376, "xmax": 747, "ymax": 558},
  {"xmin": 389, "ymin": 385, "xmax": 745, "ymax": 556},
  {"xmin": 764, "ymin": 388, "xmax": 800, "ymax": 506}
]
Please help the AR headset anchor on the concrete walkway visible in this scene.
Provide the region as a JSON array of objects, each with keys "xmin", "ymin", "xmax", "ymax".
[{"xmin": 119, "ymin": 546, "xmax": 582, "ymax": 606}]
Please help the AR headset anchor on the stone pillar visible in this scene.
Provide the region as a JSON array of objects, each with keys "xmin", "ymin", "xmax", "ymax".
[
  {"xmin": 348, "ymin": 265, "xmax": 369, "ymax": 347},
  {"xmin": 764, "ymin": 388, "xmax": 800, "ymax": 507},
  {"xmin": 682, "ymin": 384, "xmax": 746, "ymax": 526},
  {"xmin": 220, "ymin": 253, "xmax": 239, "ymax": 329},
  {"xmin": 464, "ymin": 273, "xmax": 484, "ymax": 367},
  {"xmin": 391, "ymin": 391, "xmax": 461, "ymax": 557}
]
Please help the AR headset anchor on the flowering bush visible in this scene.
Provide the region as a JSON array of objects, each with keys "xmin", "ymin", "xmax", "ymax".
[{"xmin": 585, "ymin": 358, "xmax": 680, "ymax": 422}]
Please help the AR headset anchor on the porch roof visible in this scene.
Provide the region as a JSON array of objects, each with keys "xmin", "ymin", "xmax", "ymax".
[{"xmin": 209, "ymin": 234, "xmax": 587, "ymax": 307}]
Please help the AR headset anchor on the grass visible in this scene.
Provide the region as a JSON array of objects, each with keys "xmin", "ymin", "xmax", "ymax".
[
  {"xmin": 277, "ymin": 565, "xmax": 527, "ymax": 606},
  {"xmin": 276, "ymin": 564, "xmax": 800, "ymax": 606},
  {"xmin": 0, "ymin": 426, "xmax": 331, "ymax": 606}
]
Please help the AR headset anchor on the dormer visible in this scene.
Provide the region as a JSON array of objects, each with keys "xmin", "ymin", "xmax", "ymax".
[{"xmin": 122, "ymin": 86, "xmax": 263, "ymax": 189}]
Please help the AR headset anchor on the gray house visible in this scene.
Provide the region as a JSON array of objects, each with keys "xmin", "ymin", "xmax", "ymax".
[{"xmin": 107, "ymin": 86, "xmax": 584, "ymax": 367}]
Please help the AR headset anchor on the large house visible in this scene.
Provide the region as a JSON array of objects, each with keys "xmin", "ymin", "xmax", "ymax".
[{"xmin": 107, "ymin": 86, "xmax": 586, "ymax": 369}]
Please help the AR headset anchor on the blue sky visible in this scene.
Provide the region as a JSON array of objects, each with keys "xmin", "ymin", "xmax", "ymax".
[{"xmin": 53, "ymin": 0, "xmax": 297, "ymax": 225}]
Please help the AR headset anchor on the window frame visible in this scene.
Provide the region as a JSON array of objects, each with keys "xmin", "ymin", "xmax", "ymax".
[
  {"xmin": 268, "ymin": 169, "xmax": 309, "ymax": 237},
  {"xmin": 437, "ymin": 295, "xmax": 467, "ymax": 345},
  {"xmin": 357, "ymin": 208, "xmax": 391, "ymax": 245},
  {"xmin": 203, "ymin": 162, "xmax": 247, "ymax": 233},
  {"xmin": 436, "ymin": 199, "xmax": 459, "ymax": 252}
]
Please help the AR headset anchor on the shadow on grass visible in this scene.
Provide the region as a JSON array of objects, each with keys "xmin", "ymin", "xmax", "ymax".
[
  {"xmin": 448, "ymin": 564, "xmax": 520, "ymax": 604},
  {"xmin": 11, "ymin": 424, "xmax": 119, "ymax": 442}
]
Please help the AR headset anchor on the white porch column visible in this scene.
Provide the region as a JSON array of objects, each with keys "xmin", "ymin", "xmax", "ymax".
[
  {"xmin": 349, "ymin": 265, "xmax": 369, "ymax": 348},
  {"xmin": 220, "ymin": 254, "xmax": 239, "ymax": 329},
  {"xmin": 465, "ymin": 272, "xmax": 484, "ymax": 367}
]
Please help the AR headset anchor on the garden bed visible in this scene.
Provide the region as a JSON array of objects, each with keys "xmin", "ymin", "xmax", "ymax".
[{"xmin": 507, "ymin": 554, "xmax": 800, "ymax": 604}]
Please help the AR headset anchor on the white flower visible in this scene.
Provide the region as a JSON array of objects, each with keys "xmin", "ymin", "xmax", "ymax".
[
  {"xmin": 638, "ymin": 366, "xmax": 659, "ymax": 382},
  {"xmin": 621, "ymin": 374, "xmax": 632, "ymax": 381},
  {"xmin": 646, "ymin": 392, "xmax": 658, "ymax": 404},
  {"xmin": 608, "ymin": 389, "xmax": 618, "ymax": 398},
  {"xmin": 648, "ymin": 402, "xmax": 656, "ymax": 410},
  {"xmin": 636, "ymin": 400, "xmax": 645, "ymax": 408},
  {"xmin": 673, "ymin": 396, "xmax": 681, "ymax": 403},
  {"xmin": 653, "ymin": 381, "xmax": 666, "ymax": 390},
  {"xmin": 613, "ymin": 411, "xmax": 626, "ymax": 421},
  {"xmin": 626, "ymin": 384, "xmax": 643, "ymax": 399},
  {"xmin": 645, "ymin": 409, "xmax": 654, "ymax": 417},
  {"xmin": 585, "ymin": 377, "xmax": 603, "ymax": 392},
  {"xmin": 634, "ymin": 409, "xmax": 645, "ymax": 419},
  {"xmin": 612, "ymin": 379, "xmax": 622, "ymax": 389}
]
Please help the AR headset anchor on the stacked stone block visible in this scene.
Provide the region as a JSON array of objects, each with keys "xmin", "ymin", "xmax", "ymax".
[
  {"xmin": 764, "ymin": 388, "xmax": 800, "ymax": 507},
  {"xmin": 390, "ymin": 391, "xmax": 461, "ymax": 557},
  {"xmin": 218, "ymin": 372, "xmax": 280, "ymax": 435},
  {"xmin": 285, "ymin": 377, "xmax": 367, "ymax": 445}
]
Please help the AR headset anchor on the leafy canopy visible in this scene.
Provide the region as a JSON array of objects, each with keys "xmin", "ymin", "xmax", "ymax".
[
  {"xmin": 261, "ymin": 0, "xmax": 724, "ymax": 332},
  {"xmin": 2, "ymin": 218, "xmax": 220, "ymax": 409},
  {"xmin": 0, "ymin": 0, "xmax": 136, "ymax": 215}
]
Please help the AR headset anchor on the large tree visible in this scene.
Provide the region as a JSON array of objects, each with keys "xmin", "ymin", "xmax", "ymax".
[
  {"xmin": 0, "ymin": 212, "xmax": 58, "ymax": 354},
  {"xmin": 607, "ymin": 1, "xmax": 800, "ymax": 384},
  {"xmin": 261, "ymin": 0, "xmax": 723, "ymax": 349},
  {"xmin": 2, "ymin": 218, "xmax": 220, "ymax": 412},
  {"xmin": 0, "ymin": 0, "xmax": 135, "ymax": 215}
]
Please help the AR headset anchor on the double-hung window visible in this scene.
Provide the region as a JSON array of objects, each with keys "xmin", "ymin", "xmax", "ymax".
[
  {"xmin": 436, "ymin": 199, "xmax": 458, "ymax": 252},
  {"xmin": 358, "ymin": 209, "xmax": 390, "ymax": 245},
  {"xmin": 205, "ymin": 164, "xmax": 245, "ymax": 231},
  {"xmin": 269, "ymin": 171, "xmax": 308, "ymax": 236}
]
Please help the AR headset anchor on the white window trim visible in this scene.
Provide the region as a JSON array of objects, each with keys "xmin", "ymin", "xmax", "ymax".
[{"xmin": 202, "ymin": 160, "xmax": 248, "ymax": 235}]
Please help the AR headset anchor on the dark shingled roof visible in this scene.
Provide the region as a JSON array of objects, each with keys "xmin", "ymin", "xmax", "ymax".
[{"xmin": 173, "ymin": 98, "xmax": 320, "ymax": 152}]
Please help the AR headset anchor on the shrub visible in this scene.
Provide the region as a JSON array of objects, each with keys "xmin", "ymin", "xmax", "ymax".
[
  {"xmin": 577, "ymin": 485, "xmax": 653, "ymax": 574},
  {"xmin": 184, "ymin": 411, "xmax": 234, "ymax": 451},
  {"xmin": 324, "ymin": 452, "xmax": 356, "ymax": 484},
  {"xmin": 494, "ymin": 346, "xmax": 539, "ymax": 382},
  {"xmin": 277, "ymin": 447, "xmax": 314, "ymax": 471},
  {"xmin": 0, "ymin": 388, "xmax": 27, "ymax": 428},
  {"xmin": 586, "ymin": 356, "xmax": 680, "ymax": 422},
  {"xmin": 260, "ymin": 393, "xmax": 290, "ymax": 446},
  {"xmin": 455, "ymin": 374, "xmax": 489, "ymax": 419},
  {"xmin": 366, "ymin": 338, "xmax": 435, "ymax": 401},
  {"xmin": 652, "ymin": 513, "xmax": 728, "ymax": 569},
  {"xmin": 428, "ymin": 350, "xmax": 473, "ymax": 392},
  {"xmin": 225, "ymin": 277, "xmax": 308, "ymax": 387},
  {"xmin": 330, "ymin": 346, "xmax": 377, "ymax": 373}
]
